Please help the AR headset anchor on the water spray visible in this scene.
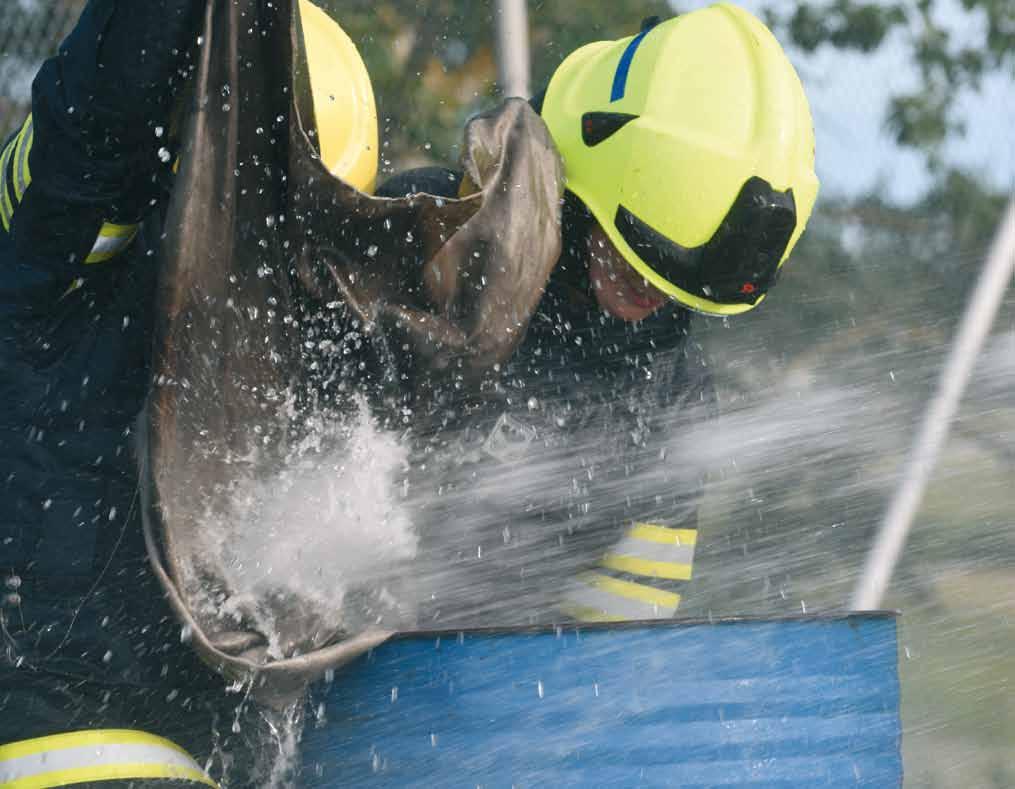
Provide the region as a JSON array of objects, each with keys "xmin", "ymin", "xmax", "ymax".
[{"xmin": 852, "ymin": 197, "xmax": 1015, "ymax": 610}]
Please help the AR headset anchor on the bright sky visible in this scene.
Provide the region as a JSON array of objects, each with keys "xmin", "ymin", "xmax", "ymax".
[{"xmin": 673, "ymin": 0, "xmax": 1015, "ymax": 203}]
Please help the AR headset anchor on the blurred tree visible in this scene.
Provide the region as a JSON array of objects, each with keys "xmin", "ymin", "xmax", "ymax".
[
  {"xmin": 764, "ymin": 0, "xmax": 1015, "ymax": 168},
  {"xmin": 5, "ymin": 1, "xmax": 1010, "ymax": 175},
  {"xmin": 329, "ymin": 0, "xmax": 1014, "ymax": 175}
]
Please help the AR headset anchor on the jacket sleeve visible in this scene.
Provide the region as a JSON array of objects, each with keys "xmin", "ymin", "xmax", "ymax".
[
  {"xmin": 559, "ymin": 339, "xmax": 718, "ymax": 622},
  {"xmin": 0, "ymin": 0, "xmax": 204, "ymax": 287}
]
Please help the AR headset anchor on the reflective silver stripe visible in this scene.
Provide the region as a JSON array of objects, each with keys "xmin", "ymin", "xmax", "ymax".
[
  {"xmin": 609, "ymin": 534, "xmax": 695, "ymax": 566},
  {"xmin": 85, "ymin": 223, "xmax": 139, "ymax": 263},
  {"xmin": 601, "ymin": 537, "xmax": 695, "ymax": 580},
  {"xmin": 0, "ymin": 740, "xmax": 208, "ymax": 785},
  {"xmin": 561, "ymin": 574, "xmax": 680, "ymax": 621}
]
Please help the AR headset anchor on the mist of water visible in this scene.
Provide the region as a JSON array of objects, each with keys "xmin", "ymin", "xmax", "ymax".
[{"xmin": 187, "ymin": 398, "xmax": 418, "ymax": 658}]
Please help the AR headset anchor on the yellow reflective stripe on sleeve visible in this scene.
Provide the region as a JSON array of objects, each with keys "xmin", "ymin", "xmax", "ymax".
[
  {"xmin": 0, "ymin": 135, "xmax": 20, "ymax": 232},
  {"xmin": 0, "ymin": 729, "xmax": 217, "ymax": 789},
  {"xmin": 0, "ymin": 115, "xmax": 33, "ymax": 232},
  {"xmin": 85, "ymin": 221, "xmax": 140, "ymax": 264},
  {"xmin": 13, "ymin": 114, "xmax": 34, "ymax": 202},
  {"xmin": 599, "ymin": 523, "xmax": 697, "ymax": 580},
  {"xmin": 3, "ymin": 762, "xmax": 214, "ymax": 789},
  {"xmin": 601, "ymin": 552, "xmax": 693, "ymax": 580},
  {"xmin": 557, "ymin": 603, "xmax": 626, "ymax": 624},
  {"xmin": 628, "ymin": 523, "xmax": 697, "ymax": 546},
  {"xmin": 559, "ymin": 572, "xmax": 681, "ymax": 621},
  {"xmin": 579, "ymin": 572, "xmax": 680, "ymax": 609}
]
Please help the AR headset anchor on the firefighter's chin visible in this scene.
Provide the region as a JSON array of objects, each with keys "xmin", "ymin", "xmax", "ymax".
[{"xmin": 587, "ymin": 227, "xmax": 667, "ymax": 322}]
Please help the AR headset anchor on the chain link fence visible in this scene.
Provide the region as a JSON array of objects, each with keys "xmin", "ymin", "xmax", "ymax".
[{"xmin": 1, "ymin": 0, "xmax": 84, "ymax": 140}]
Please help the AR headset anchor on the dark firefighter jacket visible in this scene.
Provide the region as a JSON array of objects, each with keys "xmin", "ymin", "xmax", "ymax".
[{"xmin": 0, "ymin": 0, "xmax": 202, "ymax": 596}]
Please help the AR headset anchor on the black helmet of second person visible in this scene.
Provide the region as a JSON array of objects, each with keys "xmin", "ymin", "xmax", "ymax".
[{"xmin": 540, "ymin": 3, "xmax": 820, "ymax": 316}]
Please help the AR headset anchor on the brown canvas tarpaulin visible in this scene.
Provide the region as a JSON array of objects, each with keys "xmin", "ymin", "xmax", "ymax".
[{"xmin": 141, "ymin": 0, "xmax": 563, "ymax": 706}]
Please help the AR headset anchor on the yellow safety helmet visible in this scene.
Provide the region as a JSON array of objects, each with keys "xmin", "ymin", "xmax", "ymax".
[
  {"xmin": 541, "ymin": 3, "xmax": 819, "ymax": 315},
  {"xmin": 299, "ymin": 0, "xmax": 378, "ymax": 193}
]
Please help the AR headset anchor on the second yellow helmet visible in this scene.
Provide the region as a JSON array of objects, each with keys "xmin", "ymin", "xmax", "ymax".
[{"xmin": 298, "ymin": 0, "xmax": 378, "ymax": 193}]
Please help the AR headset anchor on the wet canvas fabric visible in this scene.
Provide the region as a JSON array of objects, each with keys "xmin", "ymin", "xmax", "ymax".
[{"xmin": 142, "ymin": 0, "xmax": 563, "ymax": 704}]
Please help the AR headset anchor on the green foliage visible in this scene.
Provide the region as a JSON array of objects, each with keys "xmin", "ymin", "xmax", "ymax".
[
  {"xmin": 328, "ymin": 0, "xmax": 1014, "ymax": 173},
  {"xmin": 328, "ymin": 0, "xmax": 670, "ymax": 171},
  {"xmin": 768, "ymin": 0, "xmax": 1015, "ymax": 165},
  {"xmin": 785, "ymin": 0, "xmax": 906, "ymax": 52},
  {"xmin": 5, "ymin": 0, "xmax": 1010, "ymax": 175}
]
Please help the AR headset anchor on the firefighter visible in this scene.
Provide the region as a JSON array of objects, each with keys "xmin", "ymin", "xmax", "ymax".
[
  {"xmin": 0, "ymin": 1, "xmax": 377, "ymax": 784},
  {"xmin": 380, "ymin": 5, "xmax": 819, "ymax": 624}
]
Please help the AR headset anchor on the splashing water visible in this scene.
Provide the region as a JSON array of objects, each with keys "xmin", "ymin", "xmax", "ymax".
[{"xmin": 190, "ymin": 398, "xmax": 417, "ymax": 658}]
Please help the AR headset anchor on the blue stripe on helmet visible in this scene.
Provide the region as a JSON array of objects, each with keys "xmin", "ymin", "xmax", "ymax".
[{"xmin": 610, "ymin": 23, "xmax": 657, "ymax": 102}]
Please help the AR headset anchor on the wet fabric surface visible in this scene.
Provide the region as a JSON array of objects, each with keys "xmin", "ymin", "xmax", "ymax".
[{"xmin": 145, "ymin": 0, "xmax": 563, "ymax": 698}]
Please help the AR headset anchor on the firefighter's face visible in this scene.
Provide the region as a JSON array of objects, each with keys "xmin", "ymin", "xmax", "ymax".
[{"xmin": 587, "ymin": 224, "xmax": 666, "ymax": 322}]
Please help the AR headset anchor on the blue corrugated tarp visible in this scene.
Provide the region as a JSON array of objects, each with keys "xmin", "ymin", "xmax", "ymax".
[{"xmin": 301, "ymin": 613, "xmax": 901, "ymax": 787}]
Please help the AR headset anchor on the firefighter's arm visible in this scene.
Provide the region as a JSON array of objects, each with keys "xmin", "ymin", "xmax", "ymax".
[
  {"xmin": 0, "ymin": 1, "xmax": 203, "ymax": 277},
  {"xmin": 560, "ymin": 520, "xmax": 699, "ymax": 622},
  {"xmin": 559, "ymin": 346, "xmax": 717, "ymax": 622}
]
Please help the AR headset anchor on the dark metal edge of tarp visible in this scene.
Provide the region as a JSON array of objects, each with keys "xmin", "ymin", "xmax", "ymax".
[{"xmin": 385, "ymin": 609, "xmax": 900, "ymax": 642}]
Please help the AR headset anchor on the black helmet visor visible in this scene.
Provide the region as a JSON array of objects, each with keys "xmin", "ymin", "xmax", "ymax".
[{"xmin": 614, "ymin": 176, "xmax": 797, "ymax": 308}]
